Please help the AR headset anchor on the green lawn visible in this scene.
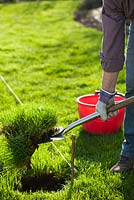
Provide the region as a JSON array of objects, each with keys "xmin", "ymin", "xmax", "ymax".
[{"xmin": 0, "ymin": 0, "xmax": 133, "ymax": 200}]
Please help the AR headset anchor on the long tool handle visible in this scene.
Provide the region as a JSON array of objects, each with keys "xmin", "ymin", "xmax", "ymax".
[
  {"xmin": 63, "ymin": 96, "xmax": 134, "ymax": 135},
  {"xmin": 108, "ymin": 96, "xmax": 134, "ymax": 112},
  {"xmin": 63, "ymin": 112, "xmax": 100, "ymax": 134}
]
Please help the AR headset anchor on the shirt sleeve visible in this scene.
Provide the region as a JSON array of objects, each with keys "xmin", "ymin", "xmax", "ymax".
[{"xmin": 100, "ymin": 3, "xmax": 126, "ymax": 72}]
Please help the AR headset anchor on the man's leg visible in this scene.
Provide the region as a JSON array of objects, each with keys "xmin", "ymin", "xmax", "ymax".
[
  {"xmin": 122, "ymin": 21, "xmax": 134, "ymax": 158},
  {"xmin": 111, "ymin": 21, "xmax": 134, "ymax": 172}
]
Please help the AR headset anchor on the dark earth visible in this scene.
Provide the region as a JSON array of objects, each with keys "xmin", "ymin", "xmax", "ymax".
[
  {"xmin": 74, "ymin": 0, "xmax": 102, "ymax": 31},
  {"xmin": 18, "ymin": 172, "xmax": 66, "ymax": 192}
]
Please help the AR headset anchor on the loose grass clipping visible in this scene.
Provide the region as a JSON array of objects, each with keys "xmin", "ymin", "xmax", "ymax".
[{"xmin": 0, "ymin": 104, "xmax": 57, "ymax": 169}]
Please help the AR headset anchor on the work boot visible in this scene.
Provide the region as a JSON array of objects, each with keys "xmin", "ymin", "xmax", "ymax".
[{"xmin": 110, "ymin": 155, "xmax": 134, "ymax": 173}]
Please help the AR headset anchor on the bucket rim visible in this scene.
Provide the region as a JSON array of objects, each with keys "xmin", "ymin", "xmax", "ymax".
[
  {"xmin": 76, "ymin": 94, "xmax": 98, "ymax": 107},
  {"xmin": 76, "ymin": 94, "xmax": 125, "ymax": 107}
]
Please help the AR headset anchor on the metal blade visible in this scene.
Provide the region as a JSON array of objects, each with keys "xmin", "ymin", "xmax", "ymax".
[{"xmin": 50, "ymin": 112, "xmax": 100, "ymax": 141}]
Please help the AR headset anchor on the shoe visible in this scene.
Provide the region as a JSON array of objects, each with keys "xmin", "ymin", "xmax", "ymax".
[{"xmin": 110, "ymin": 155, "xmax": 134, "ymax": 173}]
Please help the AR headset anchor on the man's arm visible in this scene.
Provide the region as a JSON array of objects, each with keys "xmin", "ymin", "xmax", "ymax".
[
  {"xmin": 96, "ymin": 1, "xmax": 126, "ymax": 120},
  {"xmin": 102, "ymin": 71, "xmax": 119, "ymax": 93},
  {"xmin": 101, "ymin": 0, "xmax": 126, "ymax": 73}
]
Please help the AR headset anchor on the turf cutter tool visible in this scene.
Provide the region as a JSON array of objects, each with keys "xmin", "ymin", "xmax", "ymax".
[{"xmin": 50, "ymin": 96, "xmax": 134, "ymax": 142}]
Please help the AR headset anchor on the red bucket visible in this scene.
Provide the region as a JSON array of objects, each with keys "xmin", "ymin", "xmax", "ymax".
[{"xmin": 77, "ymin": 93, "xmax": 125, "ymax": 134}]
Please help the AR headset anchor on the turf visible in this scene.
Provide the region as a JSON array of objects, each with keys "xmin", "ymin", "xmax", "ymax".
[{"xmin": 0, "ymin": 0, "xmax": 133, "ymax": 200}]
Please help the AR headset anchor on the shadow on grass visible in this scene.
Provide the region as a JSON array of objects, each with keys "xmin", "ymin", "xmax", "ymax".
[
  {"xmin": 75, "ymin": 129, "xmax": 134, "ymax": 200},
  {"xmin": 119, "ymin": 173, "xmax": 134, "ymax": 200},
  {"xmin": 75, "ymin": 128, "xmax": 123, "ymax": 168}
]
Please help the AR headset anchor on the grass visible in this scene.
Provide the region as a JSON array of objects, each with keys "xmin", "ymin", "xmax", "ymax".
[
  {"xmin": 0, "ymin": 104, "xmax": 57, "ymax": 169},
  {"xmin": 0, "ymin": 0, "xmax": 133, "ymax": 199}
]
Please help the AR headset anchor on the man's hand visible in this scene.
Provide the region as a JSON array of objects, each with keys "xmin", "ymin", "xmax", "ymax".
[{"xmin": 96, "ymin": 89, "xmax": 117, "ymax": 121}]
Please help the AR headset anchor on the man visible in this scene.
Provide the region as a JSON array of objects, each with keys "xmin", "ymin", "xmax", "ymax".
[{"xmin": 96, "ymin": 0, "xmax": 134, "ymax": 172}]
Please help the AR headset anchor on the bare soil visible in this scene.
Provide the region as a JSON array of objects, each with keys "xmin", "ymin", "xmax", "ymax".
[
  {"xmin": 74, "ymin": 7, "xmax": 102, "ymax": 31},
  {"xmin": 18, "ymin": 172, "xmax": 66, "ymax": 192}
]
